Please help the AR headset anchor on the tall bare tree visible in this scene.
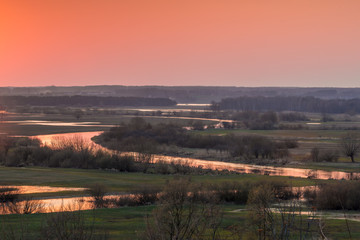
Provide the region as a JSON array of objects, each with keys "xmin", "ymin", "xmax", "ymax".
[
  {"xmin": 144, "ymin": 178, "xmax": 222, "ymax": 240},
  {"xmin": 340, "ymin": 133, "xmax": 360, "ymax": 163}
]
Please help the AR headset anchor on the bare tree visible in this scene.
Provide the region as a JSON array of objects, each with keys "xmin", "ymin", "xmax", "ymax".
[
  {"xmin": 0, "ymin": 187, "xmax": 19, "ymax": 214},
  {"xmin": 246, "ymin": 184, "xmax": 324, "ymax": 240},
  {"xmin": 41, "ymin": 204, "xmax": 108, "ymax": 240},
  {"xmin": 6, "ymin": 196, "xmax": 44, "ymax": 214},
  {"xmin": 144, "ymin": 178, "xmax": 222, "ymax": 240},
  {"xmin": 340, "ymin": 133, "xmax": 360, "ymax": 163},
  {"xmin": 87, "ymin": 183, "xmax": 109, "ymax": 208}
]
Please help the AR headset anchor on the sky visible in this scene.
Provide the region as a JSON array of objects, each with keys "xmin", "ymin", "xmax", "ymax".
[{"xmin": 1, "ymin": 0, "xmax": 360, "ymax": 87}]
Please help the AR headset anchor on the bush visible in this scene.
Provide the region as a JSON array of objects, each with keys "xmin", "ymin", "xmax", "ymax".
[
  {"xmin": 315, "ymin": 182, "xmax": 360, "ymax": 210},
  {"xmin": 212, "ymin": 181, "xmax": 252, "ymax": 204},
  {"xmin": 279, "ymin": 112, "xmax": 309, "ymax": 122},
  {"xmin": 87, "ymin": 184, "xmax": 109, "ymax": 208},
  {"xmin": 41, "ymin": 208, "xmax": 107, "ymax": 240},
  {"xmin": 310, "ymin": 148, "xmax": 338, "ymax": 162},
  {"xmin": 133, "ymin": 185, "xmax": 161, "ymax": 205}
]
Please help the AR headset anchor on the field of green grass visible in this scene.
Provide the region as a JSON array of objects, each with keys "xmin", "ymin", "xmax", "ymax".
[
  {"xmin": 0, "ymin": 167, "xmax": 318, "ymax": 198},
  {"xmin": 2, "ymin": 204, "xmax": 360, "ymax": 240}
]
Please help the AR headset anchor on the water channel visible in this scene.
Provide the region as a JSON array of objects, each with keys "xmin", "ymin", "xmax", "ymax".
[{"xmin": 34, "ymin": 131, "xmax": 360, "ymax": 181}]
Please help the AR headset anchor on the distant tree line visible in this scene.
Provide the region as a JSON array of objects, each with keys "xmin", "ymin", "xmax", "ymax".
[
  {"xmin": 211, "ymin": 96, "xmax": 360, "ymax": 114},
  {"xmin": 0, "ymin": 95, "xmax": 177, "ymax": 107},
  {"xmin": 2, "ymin": 86, "xmax": 360, "ymax": 103}
]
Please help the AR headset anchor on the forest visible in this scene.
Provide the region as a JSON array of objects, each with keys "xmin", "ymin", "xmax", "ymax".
[
  {"xmin": 0, "ymin": 95, "xmax": 176, "ymax": 107},
  {"xmin": 211, "ymin": 96, "xmax": 360, "ymax": 114}
]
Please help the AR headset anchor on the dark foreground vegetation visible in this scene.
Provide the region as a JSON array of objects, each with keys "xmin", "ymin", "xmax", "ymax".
[{"xmin": 2, "ymin": 177, "xmax": 360, "ymax": 239}]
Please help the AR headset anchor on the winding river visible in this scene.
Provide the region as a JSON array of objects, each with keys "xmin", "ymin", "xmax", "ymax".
[{"xmin": 33, "ymin": 131, "xmax": 360, "ymax": 181}]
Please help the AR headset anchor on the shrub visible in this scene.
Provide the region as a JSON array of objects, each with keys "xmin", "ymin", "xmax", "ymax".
[
  {"xmin": 87, "ymin": 183, "xmax": 109, "ymax": 208},
  {"xmin": 315, "ymin": 181, "xmax": 360, "ymax": 210}
]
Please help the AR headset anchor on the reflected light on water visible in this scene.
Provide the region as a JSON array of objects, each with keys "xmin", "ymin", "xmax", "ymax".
[
  {"xmin": 2, "ymin": 185, "xmax": 86, "ymax": 194},
  {"xmin": 0, "ymin": 194, "xmax": 122, "ymax": 215},
  {"xmin": 33, "ymin": 131, "xmax": 360, "ymax": 181},
  {"xmin": 5, "ymin": 120, "xmax": 114, "ymax": 127},
  {"xmin": 34, "ymin": 131, "xmax": 103, "ymax": 147}
]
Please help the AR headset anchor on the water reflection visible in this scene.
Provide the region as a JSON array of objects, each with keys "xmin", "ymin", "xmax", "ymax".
[
  {"xmin": 153, "ymin": 155, "xmax": 360, "ymax": 180},
  {"xmin": 125, "ymin": 108, "xmax": 208, "ymax": 112},
  {"xmin": 34, "ymin": 131, "xmax": 360, "ymax": 181},
  {"xmin": 141, "ymin": 115, "xmax": 234, "ymax": 123},
  {"xmin": 0, "ymin": 195, "xmax": 120, "ymax": 215},
  {"xmin": 34, "ymin": 131, "xmax": 103, "ymax": 147},
  {"xmin": 5, "ymin": 120, "xmax": 114, "ymax": 127},
  {"xmin": 177, "ymin": 104, "xmax": 211, "ymax": 107},
  {"xmin": 2, "ymin": 185, "xmax": 86, "ymax": 194},
  {"xmin": 123, "ymin": 103, "xmax": 211, "ymax": 113}
]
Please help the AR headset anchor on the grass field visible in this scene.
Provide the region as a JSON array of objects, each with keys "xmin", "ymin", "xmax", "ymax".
[
  {"xmin": 2, "ymin": 204, "xmax": 360, "ymax": 240},
  {"xmin": 195, "ymin": 128, "xmax": 360, "ymax": 164},
  {"xmin": 0, "ymin": 167, "xmax": 318, "ymax": 198}
]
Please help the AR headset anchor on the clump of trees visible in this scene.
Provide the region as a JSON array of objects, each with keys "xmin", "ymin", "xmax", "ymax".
[
  {"xmin": 231, "ymin": 111, "xmax": 279, "ymax": 130},
  {"xmin": 144, "ymin": 178, "xmax": 326, "ymax": 240},
  {"xmin": 0, "ymin": 135, "xmax": 137, "ymax": 171},
  {"xmin": 309, "ymin": 133, "xmax": 360, "ymax": 163},
  {"xmin": 98, "ymin": 117, "xmax": 294, "ymax": 161},
  {"xmin": 310, "ymin": 147, "xmax": 339, "ymax": 162},
  {"xmin": 0, "ymin": 135, "xmax": 234, "ymax": 175},
  {"xmin": 279, "ymin": 112, "xmax": 309, "ymax": 122},
  {"xmin": 244, "ymin": 184, "xmax": 322, "ymax": 240},
  {"xmin": 306, "ymin": 181, "xmax": 360, "ymax": 211},
  {"xmin": 144, "ymin": 178, "xmax": 222, "ymax": 240}
]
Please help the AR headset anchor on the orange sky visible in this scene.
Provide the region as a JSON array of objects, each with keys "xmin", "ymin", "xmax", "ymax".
[{"xmin": 1, "ymin": 0, "xmax": 360, "ymax": 87}]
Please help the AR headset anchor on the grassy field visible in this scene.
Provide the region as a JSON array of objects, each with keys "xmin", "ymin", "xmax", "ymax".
[
  {"xmin": 0, "ymin": 167, "xmax": 318, "ymax": 198},
  {"xmin": 0, "ymin": 206, "xmax": 154, "ymax": 240},
  {"xmin": 196, "ymin": 128, "xmax": 353, "ymax": 139},
  {"xmin": 195, "ymin": 128, "xmax": 360, "ymax": 164},
  {"xmin": 0, "ymin": 166, "xmax": 336, "ymax": 239},
  {"xmin": 2, "ymin": 204, "xmax": 360, "ymax": 240}
]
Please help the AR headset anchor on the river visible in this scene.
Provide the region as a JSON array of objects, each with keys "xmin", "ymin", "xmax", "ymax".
[{"xmin": 33, "ymin": 131, "xmax": 360, "ymax": 181}]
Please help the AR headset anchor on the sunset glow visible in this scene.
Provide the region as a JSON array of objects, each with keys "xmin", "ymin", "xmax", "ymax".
[{"xmin": 1, "ymin": 0, "xmax": 360, "ymax": 87}]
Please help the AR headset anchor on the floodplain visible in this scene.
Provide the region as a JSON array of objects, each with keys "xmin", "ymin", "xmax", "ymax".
[{"xmin": 1, "ymin": 104, "xmax": 360, "ymax": 239}]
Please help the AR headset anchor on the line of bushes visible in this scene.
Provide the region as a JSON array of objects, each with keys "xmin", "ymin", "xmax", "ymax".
[{"xmin": 98, "ymin": 117, "xmax": 295, "ymax": 160}]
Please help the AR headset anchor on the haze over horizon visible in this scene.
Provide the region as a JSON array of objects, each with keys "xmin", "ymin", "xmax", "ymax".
[{"xmin": 1, "ymin": 0, "xmax": 360, "ymax": 88}]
